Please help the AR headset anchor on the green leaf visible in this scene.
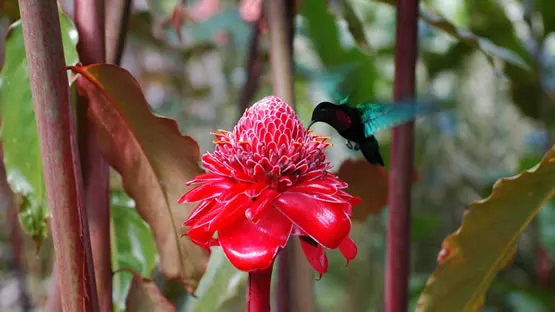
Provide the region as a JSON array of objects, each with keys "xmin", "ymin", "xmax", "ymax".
[
  {"xmin": 123, "ymin": 268, "xmax": 176, "ymax": 312},
  {"xmin": 464, "ymin": 0, "xmax": 545, "ymax": 125},
  {"xmin": 111, "ymin": 190, "xmax": 157, "ymax": 312},
  {"xmin": 375, "ymin": 0, "xmax": 531, "ymax": 71},
  {"xmin": 538, "ymin": 0, "xmax": 555, "ymax": 36},
  {"xmin": 185, "ymin": 248, "xmax": 247, "ymax": 312},
  {"xmin": 416, "ymin": 145, "xmax": 555, "ymax": 312},
  {"xmin": 340, "ymin": 0, "xmax": 371, "ymax": 50},
  {"xmin": 300, "ymin": 0, "xmax": 378, "ymax": 102},
  {"xmin": 0, "ymin": 10, "xmax": 79, "ymax": 246}
]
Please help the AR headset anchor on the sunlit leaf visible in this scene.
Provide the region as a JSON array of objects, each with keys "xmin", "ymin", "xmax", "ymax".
[
  {"xmin": 376, "ymin": 0, "xmax": 530, "ymax": 71},
  {"xmin": 0, "ymin": 10, "xmax": 78, "ymax": 246},
  {"xmin": 185, "ymin": 249, "xmax": 247, "ymax": 312},
  {"xmin": 111, "ymin": 190, "xmax": 157, "ymax": 312},
  {"xmin": 69, "ymin": 64, "xmax": 209, "ymax": 292},
  {"xmin": 123, "ymin": 268, "xmax": 176, "ymax": 312},
  {"xmin": 416, "ymin": 145, "xmax": 555, "ymax": 312}
]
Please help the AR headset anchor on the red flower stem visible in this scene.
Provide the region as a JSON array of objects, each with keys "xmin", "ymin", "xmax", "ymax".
[
  {"xmin": 247, "ymin": 267, "xmax": 273, "ymax": 312},
  {"xmin": 386, "ymin": 0, "xmax": 419, "ymax": 311},
  {"xmin": 74, "ymin": 0, "xmax": 112, "ymax": 311},
  {"xmin": 17, "ymin": 0, "xmax": 98, "ymax": 310}
]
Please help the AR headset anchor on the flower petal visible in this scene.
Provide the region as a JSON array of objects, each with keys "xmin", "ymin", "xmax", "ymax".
[
  {"xmin": 299, "ymin": 236, "xmax": 328, "ymax": 279},
  {"xmin": 287, "ymin": 180, "xmax": 337, "ymax": 195},
  {"xmin": 218, "ymin": 207, "xmax": 293, "ymax": 272},
  {"xmin": 187, "ymin": 204, "xmax": 223, "ymax": 228},
  {"xmin": 212, "ymin": 193, "xmax": 252, "ymax": 230},
  {"xmin": 185, "ymin": 172, "xmax": 225, "ymax": 186},
  {"xmin": 183, "ymin": 199, "xmax": 217, "ymax": 226},
  {"xmin": 202, "ymin": 153, "xmax": 232, "ymax": 176},
  {"xmin": 245, "ymin": 188, "xmax": 280, "ymax": 222},
  {"xmin": 186, "ymin": 223, "xmax": 216, "ymax": 247},
  {"xmin": 178, "ymin": 180, "xmax": 233, "ymax": 203},
  {"xmin": 339, "ymin": 236, "xmax": 357, "ymax": 265},
  {"xmin": 274, "ymin": 192, "xmax": 351, "ymax": 249}
]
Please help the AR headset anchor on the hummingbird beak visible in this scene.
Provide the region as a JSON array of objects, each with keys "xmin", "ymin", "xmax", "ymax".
[{"xmin": 307, "ymin": 120, "xmax": 317, "ymax": 130}]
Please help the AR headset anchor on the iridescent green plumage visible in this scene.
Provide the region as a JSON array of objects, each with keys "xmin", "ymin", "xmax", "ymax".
[{"xmin": 300, "ymin": 61, "xmax": 441, "ymax": 166}]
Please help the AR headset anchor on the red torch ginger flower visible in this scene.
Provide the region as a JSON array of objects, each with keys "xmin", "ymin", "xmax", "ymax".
[{"xmin": 179, "ymin": 96, "xmax": 359, "ymax": 276}]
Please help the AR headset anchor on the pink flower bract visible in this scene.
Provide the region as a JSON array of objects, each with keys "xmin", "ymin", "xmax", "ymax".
[{"xmin": 179, "ymin": 96, "xmax": 359, "ymax": 275}]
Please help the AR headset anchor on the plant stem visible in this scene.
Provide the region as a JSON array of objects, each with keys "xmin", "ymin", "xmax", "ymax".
[
  {"xmin": 386, "ymin": 0, "xmax": 419, "ymax": 311},
  {"xmin": 17, "ymin": 0, "xmax": 98, "ymax": 310},
  {"xmin": 265, "ymin": 0, "xmax": 295, "ymax": 108},
  {"xmin": 47, "ymin": 267, "xmax": 62, "ymax": 312},
  {"xmin": 239, "ymin": 17, "xmax": 263, "ymax": 117},
  {"xmin": 105, "ymin": 0, "xmax": 132, "ymax": 64},
  {"xmin": 247, "ymin": 267, "xmax": 273, "ymax": 312},
  {"xmin": 74, "ymin": 0, "xmax": 111, "ymax": 311}
]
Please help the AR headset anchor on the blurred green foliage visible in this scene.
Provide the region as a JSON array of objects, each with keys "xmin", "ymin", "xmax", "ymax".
[{"xmin": 0, "ymin": 0, "xmax": 554, "ymax": 311}]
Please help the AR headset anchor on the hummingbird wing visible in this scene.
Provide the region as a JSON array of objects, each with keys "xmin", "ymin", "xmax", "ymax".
[
  {"xmin": 358, "ymin": 101, "xmax": 441, "ymax": 137},
  {"xmin": 295, "ymin": 61, "xmax": 366, "ymax": 106}
]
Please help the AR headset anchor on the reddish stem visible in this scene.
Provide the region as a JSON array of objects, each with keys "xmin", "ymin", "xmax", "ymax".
[
  {"xmin": 105, "ymin": 0, "xmax": 132, "ymax": 65},
  {"xmin": 239, "ymin": 17, "xmax": 263, "ymax": 117},
  {"xmin": 386, "ymin": 0, "xmax": 419, "ymax": 311},
  {"xmin": 74, "ymin": 0, "xmax": 112, "ymax": 311},
  {"xmin": 17, "ymin": 0, "xmax": 98, "ymax": 310},
  {"xmin": 247, "ymin": 267, "xmax": 273, "ymax": 312}
]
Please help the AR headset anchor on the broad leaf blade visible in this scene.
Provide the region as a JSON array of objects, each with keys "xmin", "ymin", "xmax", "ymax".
[
  {"xmin": 340, "ymin": 0, "xmax": 370, "ymax": 50},
  {"xmin": 335, "ymin": 159, "xmax": 388, "ymax": 220},
  {"xmin": 416, "ymin": 146, "xmax": 555, "ymax": 312},
  {"xmin": 0, "ymin": 11, "xmax": 78, "ymax": 245},
  {"xmin": 111, "ymin": 190, "xmax": 157, "ymax": 312},
  {"xmin": 335, "ymin": 158, "xmax": 418, "ymax": 221},
  {"xmin": 300, "ymin": 0, "xmax": 378, "ymax": 103},
  {"xmin": 70, "ymin": 64, "xmax": 209, "ymax": 292},
  {"xmin": 123, "ymin": 268, "xmax": 176, "ymax": 312}
]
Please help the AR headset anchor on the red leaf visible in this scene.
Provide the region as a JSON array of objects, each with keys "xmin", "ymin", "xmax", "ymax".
[
  {"xmin": 69, "ymin": 64, "xmax": 209, "ymax": 292},
  {"xmin": 122, "ymin": 268, "xmax": 176, "ymax": 312},
  {"xmin": 335, "ymin": 158, "xmax": 419, "ymax": 221}
]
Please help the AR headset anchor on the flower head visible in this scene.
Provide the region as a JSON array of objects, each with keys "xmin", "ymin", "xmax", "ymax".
[{"xmin": 179, "ymin": 96, "xmax": 359, "ymax": 276}]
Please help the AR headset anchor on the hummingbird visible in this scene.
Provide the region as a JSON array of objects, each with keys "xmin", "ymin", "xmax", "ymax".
[{"xmin": 302, "ymin": 63, "xmax": 441, "ymax": 166}]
